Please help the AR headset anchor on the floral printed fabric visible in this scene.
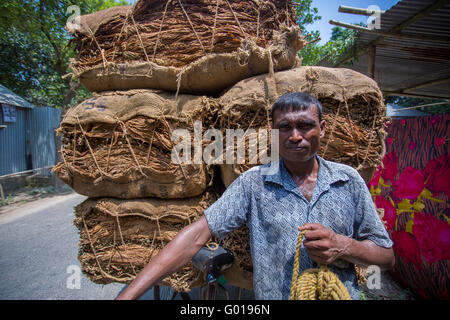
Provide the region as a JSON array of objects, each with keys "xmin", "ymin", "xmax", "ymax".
[
  {"xmin": 369, "ymin": 114, "xmax": 449, "ymax": 299},
  {"xmin": 204, "ymin": 156, "xmax": 392, "ymax": 300}
]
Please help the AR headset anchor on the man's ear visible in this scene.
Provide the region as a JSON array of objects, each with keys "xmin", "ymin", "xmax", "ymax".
[{"xmin": 319, "ymin": 119, "xmax": 326, "ymax": 138}]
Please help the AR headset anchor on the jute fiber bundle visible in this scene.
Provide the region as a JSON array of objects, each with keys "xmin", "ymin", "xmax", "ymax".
[
  {"xmin": 221, "ymin": 225, "xmax": 253, "ymax": 290},
  {"xmin": 74, "ymin": 192, "xmax": 218, "ymax": 291},
  {"xmin": 53, "ymin": 89, "xmax": 219, "ymax": 199},
  {"xmin": 219, "ymin": 66, "xmax": 387, "ymax": 187},
  {"xmin": 68, "ymin": 0, "xmax": 305, "ymax": 94}
]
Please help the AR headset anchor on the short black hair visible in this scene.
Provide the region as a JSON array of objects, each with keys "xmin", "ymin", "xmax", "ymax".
[{"xmin": 270, "ymin": 92, "xmax": 323, "ymax": 123}]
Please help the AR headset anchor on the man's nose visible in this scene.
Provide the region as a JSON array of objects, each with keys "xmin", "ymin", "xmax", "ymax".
[{"xmin": 289, "ymin": 128, "xmax": 303, "ymax": 142}]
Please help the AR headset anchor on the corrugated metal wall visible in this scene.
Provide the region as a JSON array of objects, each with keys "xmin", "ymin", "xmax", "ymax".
[
  {"xmin": 0, "ymin": 106, "xmax": 61, "ymax": 176},
  {"xmin": 0, "ymin": 107, "xmax": 28, "ymax": 175},
  {"xmin": 27, "ymin": 107, "xmax": 61, "ymax": 171}
]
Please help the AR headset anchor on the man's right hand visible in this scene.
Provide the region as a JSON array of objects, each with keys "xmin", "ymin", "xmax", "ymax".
[{"xmin": 116, "ymin": 215, "xmax": 212, "ymax": 300}]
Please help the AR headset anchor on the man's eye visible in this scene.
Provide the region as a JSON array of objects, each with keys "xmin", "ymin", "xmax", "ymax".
[{"xmin": 299, "ymin": 124, "xmax": 314, "ymax": 130}]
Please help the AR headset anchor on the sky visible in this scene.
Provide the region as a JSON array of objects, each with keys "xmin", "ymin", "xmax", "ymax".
[{"xmin": 307, "ymin": 0, "xmax": 400, "ymax": 44}]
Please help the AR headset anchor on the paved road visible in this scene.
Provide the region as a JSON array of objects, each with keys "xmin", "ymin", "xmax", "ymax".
[
  {"xmin": 0, "ymin": 192, "xmax": 254, "ymax": 300},
  {"xmin": 0, "ymin": 193, "xmax": 127, "ymax": 299}
]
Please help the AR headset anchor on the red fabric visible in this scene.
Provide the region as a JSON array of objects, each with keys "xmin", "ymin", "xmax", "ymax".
[
  {"xmin": 392, "ymin": 166, "xmax": 424, "ymax": 201},
  {"xmin": 369, "ymin": 114, "xmax": 449, "ymax": 299},
  {"xmin": 423, "ymin": 154, "xmax": 450, "ymax": 198},
  {"xmin": 375, "ymin": 196, "xmax": 396, "ymax": 231},
  {"xmin": 381, "ymin": 151, "xmax": 398, "ymax": 183},
  {"xmin": 413, "ymin": 212, "xmax": 450, "ymax": 264},
  {"xmin": 391, "ymin": 231, "xmax": 422, "ymax": 269}
]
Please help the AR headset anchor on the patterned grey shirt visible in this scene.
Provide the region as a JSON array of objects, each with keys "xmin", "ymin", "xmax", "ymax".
[{"xmin": 204, "ymin": 156, "xmax": 393, "ymax": 300}]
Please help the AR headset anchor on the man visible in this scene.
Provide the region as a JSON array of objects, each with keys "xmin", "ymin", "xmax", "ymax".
[{"xmin": 117, "ymin": 92, "xmax": 394, "ymax": 300}]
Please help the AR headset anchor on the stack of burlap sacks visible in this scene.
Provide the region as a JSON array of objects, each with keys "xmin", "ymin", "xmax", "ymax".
[{"xmin": 54, "ymin": 0, "xmax": 386, "ymax": 293}]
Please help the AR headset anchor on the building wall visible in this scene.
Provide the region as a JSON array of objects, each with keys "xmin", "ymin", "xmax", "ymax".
[
  {"xmin": 0, "ymin": 105, "xmax": 61, "ymax": 176},
  {"xmin": 0, "ymin": 106, "xmax": 28, "ymax": 175},
  {"xmin": 27, "ymin": 107, "xmax": 61, "ymax": 171}
]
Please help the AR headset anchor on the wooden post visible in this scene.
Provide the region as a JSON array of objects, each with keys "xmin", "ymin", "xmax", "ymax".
[
  {"xmin": 338, "ymin": 5, "xmax": 385, "ymax": 16},
  {"xmin": 53, "ymin": 131, "xmax": 65, "ymax": 193},
  {"xmin": 368, "ymin": 45, "xmax": 376, "ymax": 79},
  {"xmin": 0, "ymin": 183, "xmax": 5, "ymax": 204},
  {"xmin": 329, "ymin": 19, "xmax": 450, "ymax": 43}
]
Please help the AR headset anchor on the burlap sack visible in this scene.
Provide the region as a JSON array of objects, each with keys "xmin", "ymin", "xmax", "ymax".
[
  {"xmin": 69, "ymin": 0, "xmax": 305, "ymax": 94},
  {"xmin": 218, "ymin": 66, "xmax": 387, "ymax": 187},
  {"xmin": 74, "ymin": 192, "xmax": 218, "ymax": 292},
  {"xmin": 66, "ymin": 5, "xmax": 131, "ymax": 35},
  {"xmin": 53, "ymin": 89, "xmax": 218, "ymax": 199}
]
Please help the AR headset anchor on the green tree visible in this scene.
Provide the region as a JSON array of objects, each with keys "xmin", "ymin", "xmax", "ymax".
[
  {"xmin": 293, "ymin": 0, "xmax": 321, "ymax": 66},
  {"xmin": 0, "ymin": 0, "xmax": 127, "ymax": 110},
  {"xmin": 294, "ymin": 0, "xmax": 321, "ymax": 31},
  {"xmin": 293, "ymin": 0, "xmax": 358, "ymax": 66},
  {"xmin": 299, "ymin": 25, "xmax": 358, "ymax": 66}
]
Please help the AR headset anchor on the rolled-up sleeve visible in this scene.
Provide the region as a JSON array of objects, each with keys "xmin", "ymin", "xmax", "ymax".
[
  {"xmin": 204, "ymin": 172, "xmax": 251, "ymax": 240},
  {"xmin": 353, "ymin": 175, "xmax": 393, "ymax": 248}
]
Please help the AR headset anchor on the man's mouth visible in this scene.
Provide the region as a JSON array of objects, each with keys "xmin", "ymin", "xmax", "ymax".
[{"xmin": 286, "ymin": 146, "xmax": 307, "ymax": 151}]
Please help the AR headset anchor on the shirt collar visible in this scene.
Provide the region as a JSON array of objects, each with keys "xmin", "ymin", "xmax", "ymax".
[{"xmin": 263, "ymin": 156, "xmax": 349, "ymax": 198}]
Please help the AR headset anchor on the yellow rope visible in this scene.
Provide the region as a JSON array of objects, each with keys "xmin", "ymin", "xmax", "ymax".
[{"xmin": 290, "ymin": 230, "xmax": 351, "ymax": 300}]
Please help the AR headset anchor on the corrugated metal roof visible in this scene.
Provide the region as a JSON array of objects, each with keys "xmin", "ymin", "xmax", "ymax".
[
  {"xmin": 318, "ymin": 0, "xmax": 450, "ymax": 100},
  {"xmin": 0, "ymin": 84, "xmax": 35, "ymax": 109}
]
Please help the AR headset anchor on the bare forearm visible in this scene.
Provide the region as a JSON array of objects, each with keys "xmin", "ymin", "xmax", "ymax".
[
  {"xmin": 338, "ymin": 235, "xmax": 395, "ymax": 270},
  {"xmin": 116, "ymin": 216, "xmax": 211, "ymax": 300}
]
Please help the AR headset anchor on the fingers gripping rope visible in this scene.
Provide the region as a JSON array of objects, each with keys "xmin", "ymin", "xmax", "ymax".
[{"xmin": 289, "ymin": 231, "xmax": 351, "ymax": 300}]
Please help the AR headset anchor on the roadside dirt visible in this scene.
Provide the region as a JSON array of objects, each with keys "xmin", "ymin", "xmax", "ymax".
[
  {"xmin": 358, "ymin": 268, "xmax": 417, "ymax": 300},
  {"xmin": 0, "ymin": 185, "xmax": 75, "ymax": 215}
]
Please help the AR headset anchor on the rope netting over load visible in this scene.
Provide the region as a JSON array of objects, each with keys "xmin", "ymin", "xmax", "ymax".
[
  {"xmin": 67, "ymin": 0, "xmax": 305, "ymax": 93},
  {"xmin": 219, "ymin": 66, "xmax": 387, "ymax": 187},
  {"xmin": 53, "ymin": 89, "xmax": 219, "ymax": 199},
  {"xmin": 74, "ymin": 188, "xmax": 255, "ymax": 292},
  {"xmin": 74, "ymin": 191, "xmax": 218, "ymax": 291},
  {"xmin": 71, "ymin": 0, "xmax": 299, "ymax": 68}
]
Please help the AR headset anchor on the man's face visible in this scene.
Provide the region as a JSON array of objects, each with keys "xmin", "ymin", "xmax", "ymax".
[{"xmin": 272, "ymin": 105, "xmax": 325, "ymax": 164}]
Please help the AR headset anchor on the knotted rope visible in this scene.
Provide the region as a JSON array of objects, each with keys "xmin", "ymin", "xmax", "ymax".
[{"xmin": 289, "ymin": 230, "xmax": 351, "ymax": 300}]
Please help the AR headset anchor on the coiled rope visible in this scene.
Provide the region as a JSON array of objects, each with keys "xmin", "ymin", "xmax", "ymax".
[{"xmin": 289, "ymin": 230, "xmax": 351, "ymax": 300}]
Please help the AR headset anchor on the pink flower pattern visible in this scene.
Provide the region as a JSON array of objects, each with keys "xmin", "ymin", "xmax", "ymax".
[
  {"xmin": 371, "ymin": 115, "xmax": 449, "ymax": 299},
  {"xmin": 391, "ymin": 231, "xmax": 422, "ymax": 269},
  {"xmin": 423, "ymin": 154, "xmax": 450, "ymax": 198},
  {"xmin": 381, "ymin": 151, "xmax": 398, "ymax": 183},
  {"xmin": 393, "ymin": 167, "xmax": 425, "ymax": 200},
  {"xmin": 413, "ymin": 212, "xmax": 450, "ymax": 264},
  {"xmin": 375, "ymin": 196, "xmax": 396, "ymax": 230},
  {"xmin": 435, "ymin": 137, "xmax": 445, "ymax": 147},
  {"xmin": 431, "ymin": 115, "xmax": 441, "ymax": 124}
]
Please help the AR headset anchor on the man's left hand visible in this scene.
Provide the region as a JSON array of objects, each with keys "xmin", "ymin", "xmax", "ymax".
[{"xmin": 298, "ymin": 223, "xmax": 351, "ymax": 265}]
